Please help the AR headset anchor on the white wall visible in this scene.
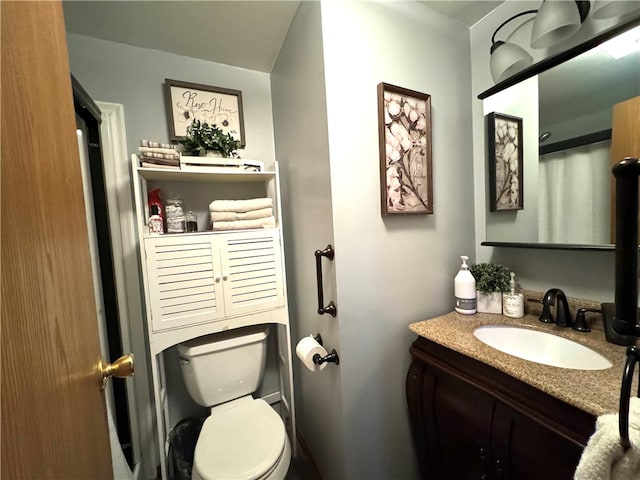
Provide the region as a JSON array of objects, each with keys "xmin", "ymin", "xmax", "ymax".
[
  {"xmin": 271, "ymin": 2, "xmax": 346, "ymax": 478},
  {"xmin": 274, "ymin": 1, "xmax": 475, "ymax": 478},
  {"xmin": 544, "ymin": 109, "xmax": 614, "ymax": 143},
  {"xmin": 470, "ymin": 2, "xmax": 639, "ymax": 300},
  {"xmin": 66, "ymin": 33, "xmax": 277, "ymax": 166},
  {"xmin": 483, "ymin": 77, "xmax": 539, "ymax": 242},
  {"xmin": 321, "ymin": 1, "xmax": 474, "ymax": 478}
]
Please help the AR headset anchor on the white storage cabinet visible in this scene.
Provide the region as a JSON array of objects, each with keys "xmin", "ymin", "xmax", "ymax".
[{"xmin": 131, "ymin": 156, "xmax": 296, "ymax": 479}]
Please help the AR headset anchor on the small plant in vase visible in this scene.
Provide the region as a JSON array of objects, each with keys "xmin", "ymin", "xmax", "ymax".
[
  {"xmin": 178, "ymin": 119, "xmax": 241, "ymax": 158},
  {"xmin": 470, "ymin": 262, "xmax": 511, "ymax": 314}
]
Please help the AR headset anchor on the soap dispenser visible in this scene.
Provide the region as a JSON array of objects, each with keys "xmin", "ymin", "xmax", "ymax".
[
  {"xmin": 503, "ymin": 272, "xmax": 524, "ymax": 318},
  {"xmin": 454, "ymin": 256, "xmax": 476, "ymax": 315}
]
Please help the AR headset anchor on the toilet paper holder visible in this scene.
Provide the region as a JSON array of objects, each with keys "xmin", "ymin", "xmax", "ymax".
[{"xmin": 312, "ymin": 334, "xmax": 340, "ymax": 366}]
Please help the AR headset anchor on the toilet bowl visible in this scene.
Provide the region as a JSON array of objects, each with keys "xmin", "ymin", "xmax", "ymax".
[
  {"xmin": 177, "ymin": 325, "xmax": 291, "ymax": 480},
  {"xmin": 192, "ymin": 396, "xmax": 291, "ymax": 480}
]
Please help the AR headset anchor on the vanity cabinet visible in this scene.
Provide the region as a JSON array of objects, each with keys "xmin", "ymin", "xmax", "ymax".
[{"xmin": 407, "ymin": 336, "xmax": 595, "ymax": 480}]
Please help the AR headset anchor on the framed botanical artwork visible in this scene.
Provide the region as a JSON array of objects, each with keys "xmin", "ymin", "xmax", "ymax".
[
  {"xmin": 486, "ymin": 112, "xmax": 524, "ymax": 211},
  {"xmin": 164, "ymin": 79, "xmax": 246, "ymax": 147},
  {"xmin": 378, "ymin": 82, "xmax": 432, "ymax": 216}
]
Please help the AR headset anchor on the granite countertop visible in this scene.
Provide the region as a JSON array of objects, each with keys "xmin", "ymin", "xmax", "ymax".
[{"xmin": 409, "ymin": 311, "xmax": 633, "ymax": 417}]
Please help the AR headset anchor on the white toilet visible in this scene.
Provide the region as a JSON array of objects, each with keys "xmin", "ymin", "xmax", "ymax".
[{"xmin": 177, "ymin": 325, "xmax": 291, "ymax": 480}]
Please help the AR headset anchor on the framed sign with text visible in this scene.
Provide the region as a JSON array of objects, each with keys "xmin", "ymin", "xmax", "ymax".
[{"xmin": 164, "ymin": 78, "xmax": 246, "ymax": 147}]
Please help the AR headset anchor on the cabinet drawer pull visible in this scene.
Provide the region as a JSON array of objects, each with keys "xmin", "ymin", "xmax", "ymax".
[
  {"xmin": 479, "ymin": 447, "xmax": 488, "ymax": 479},
  {"xmin": 495, "ymin": 459, "xmax": 503, "ymax": 479}
]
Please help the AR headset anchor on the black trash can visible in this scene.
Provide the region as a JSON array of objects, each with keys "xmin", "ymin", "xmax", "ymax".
[{"xmin": 167, "ymin": 416, "xmax": 207, "ymax": 480}]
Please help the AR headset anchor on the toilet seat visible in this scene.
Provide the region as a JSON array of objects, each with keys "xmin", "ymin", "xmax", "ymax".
[{"xmin": 193, "ymin": 397, "xmax": 287, "ymax": 480}]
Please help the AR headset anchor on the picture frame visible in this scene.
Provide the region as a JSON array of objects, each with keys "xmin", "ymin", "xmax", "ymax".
[
  {"xmin": 486, "ymin": 112, "xmax": 524, "ymax": 211},
  {"xmin": 164, "ymin": 79, "xmax": 246, "ymax": 147},
  {"xmin": 378, "ymin": 83, "xmax": 432, "ymax": 216}
]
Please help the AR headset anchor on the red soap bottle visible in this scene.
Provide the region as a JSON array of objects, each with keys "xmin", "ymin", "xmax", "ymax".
[{"xmin": 148, "ymin": 188, "xmax": 164, "ymax": 232}]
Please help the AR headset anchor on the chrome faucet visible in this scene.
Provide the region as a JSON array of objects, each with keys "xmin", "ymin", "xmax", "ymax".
[
  {"xmin": 601, "ymin": 158, "xmax": 640, "ymax": 346},
  {"xmin": 541, "ymin": 288, "xmax": 572, "ymax": 327}
]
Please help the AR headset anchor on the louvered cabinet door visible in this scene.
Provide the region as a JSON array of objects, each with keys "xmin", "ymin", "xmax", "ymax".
[
  {"xmin": 144, "ymin": 236, "xmax": 226, "ymax": 331},
  {"xmin": 217, "ymin": 229, "xmax": 286, "ymax": 317}
]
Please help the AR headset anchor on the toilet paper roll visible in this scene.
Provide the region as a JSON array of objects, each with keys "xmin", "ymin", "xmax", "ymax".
[{"xmin": 296, "ymin": 335, "xmax": 328, "ymax": 372}]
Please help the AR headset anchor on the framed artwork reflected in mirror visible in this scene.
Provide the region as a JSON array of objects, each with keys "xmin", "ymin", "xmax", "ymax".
[{"xmin": 487, "ymin": 112, "xmax": 524, "ymax": 211}]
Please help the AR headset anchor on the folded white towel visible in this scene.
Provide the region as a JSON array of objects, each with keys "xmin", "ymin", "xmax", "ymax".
[
  {"xmin": 210, "ymin": 208, "xmax": 273, "ymax": 222},
  {"xmin": 574, "ymin": 397, "xmax": 640, "ymax": 480},
  {"xmin": 212, "ymin": 216, "xmax": 276, "ymax": 231},
  {"xmin": 209, "ymin": 198, "xmax": 273, "ymax": 213}
]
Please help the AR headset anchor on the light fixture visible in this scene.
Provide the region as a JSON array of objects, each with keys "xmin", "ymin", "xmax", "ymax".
[
  {"xmin": 490, "ymin": 10, "xmax": 537, "ymax": 83},
  {"xmin": 490, "ymin": 1, "xmax": 592, "ymax": 83},
  {"xmin": 592, "ymin": 0, "xmax": 640, "ymax": 19},
  {"xmin": 531, "ymin": 0, "xmax": 591, "ymax": 49}
]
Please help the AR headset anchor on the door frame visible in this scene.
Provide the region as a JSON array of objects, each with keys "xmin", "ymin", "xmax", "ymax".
[{"xmin": 97, "ymin": 101, "xmax": 157, "ymax": 478}]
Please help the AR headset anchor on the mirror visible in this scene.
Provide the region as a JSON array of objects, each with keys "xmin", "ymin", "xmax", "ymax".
[{"xmin": 481, "ymin": 20, "xmax": 640, "ymax": 250}]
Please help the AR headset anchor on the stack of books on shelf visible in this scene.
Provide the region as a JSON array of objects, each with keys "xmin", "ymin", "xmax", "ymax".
[{"xmin": 138, "ymin": 140, "xmax": 180, "ymax": 169}]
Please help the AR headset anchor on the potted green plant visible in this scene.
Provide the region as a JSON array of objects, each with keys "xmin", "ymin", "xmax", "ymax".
[
  {"xmin": 179, "ymin": 119, "xmax": 241, "ymax": 158},
  {"xmin": 470, "ymin": 262, "xmax": 511, "ymax": 314}
]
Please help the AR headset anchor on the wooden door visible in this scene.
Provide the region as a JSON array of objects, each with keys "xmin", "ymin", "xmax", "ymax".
[
  {"xmin": 609, "ymin": 96, "xmax": 640, "ymax": 242},
  {"xmin": 491, "ymin": 401, "xmax": 585, "ymax": 480},
  {"xmin": 429, "ymin": 369, "xmax": 495, "ymax": 480},
  {"xmin": 1, "ymin": 2, "xmax": 113, "ymax": 478},
  {"xmin": 406, "ymin": 359, "xmax": 495, "ymax": 480}
]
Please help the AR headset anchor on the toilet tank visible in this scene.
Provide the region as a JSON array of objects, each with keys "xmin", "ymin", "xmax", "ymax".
[{"xmin": 177, "ymin": 325, "xmax": 270, "ymax": 407}]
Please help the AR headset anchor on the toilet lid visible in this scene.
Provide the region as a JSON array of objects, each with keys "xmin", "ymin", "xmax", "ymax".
[{"xmin": 194, "ymin": 398, "xmax": 286, "ymax": 480}]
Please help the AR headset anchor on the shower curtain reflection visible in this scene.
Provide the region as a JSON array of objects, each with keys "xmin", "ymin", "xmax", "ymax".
[{"xmin": 539, "ymin": 141, "xmax": 611, "ymax": 244}]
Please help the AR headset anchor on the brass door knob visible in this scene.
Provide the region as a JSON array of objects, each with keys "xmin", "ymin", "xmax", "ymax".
[{"xmin": 99, "ymin": 353, "xmax": 134, "ymax": 391}]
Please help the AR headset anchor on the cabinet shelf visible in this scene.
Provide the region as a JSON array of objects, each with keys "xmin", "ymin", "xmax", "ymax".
[
  {"xmin": 141, "ymin": 227, "xmax": 278, "ymax": 240},
  {"xmin": 133, "ymin": 155, "xmax": 282, "ymax": 234},
  {"xmin": 136, "ymin": 166, "xmax": 276, "ymax": 183}
]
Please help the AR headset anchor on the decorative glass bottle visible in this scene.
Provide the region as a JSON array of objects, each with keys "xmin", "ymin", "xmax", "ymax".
[{"xmin": 165, "ymin": 194, "xmax": 186, "ymax": 233}]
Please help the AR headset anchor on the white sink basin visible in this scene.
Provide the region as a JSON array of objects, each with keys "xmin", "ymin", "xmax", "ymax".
[{"xmin": 473, "ymin": 325, "xmax": 612, "ymax": 370}]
